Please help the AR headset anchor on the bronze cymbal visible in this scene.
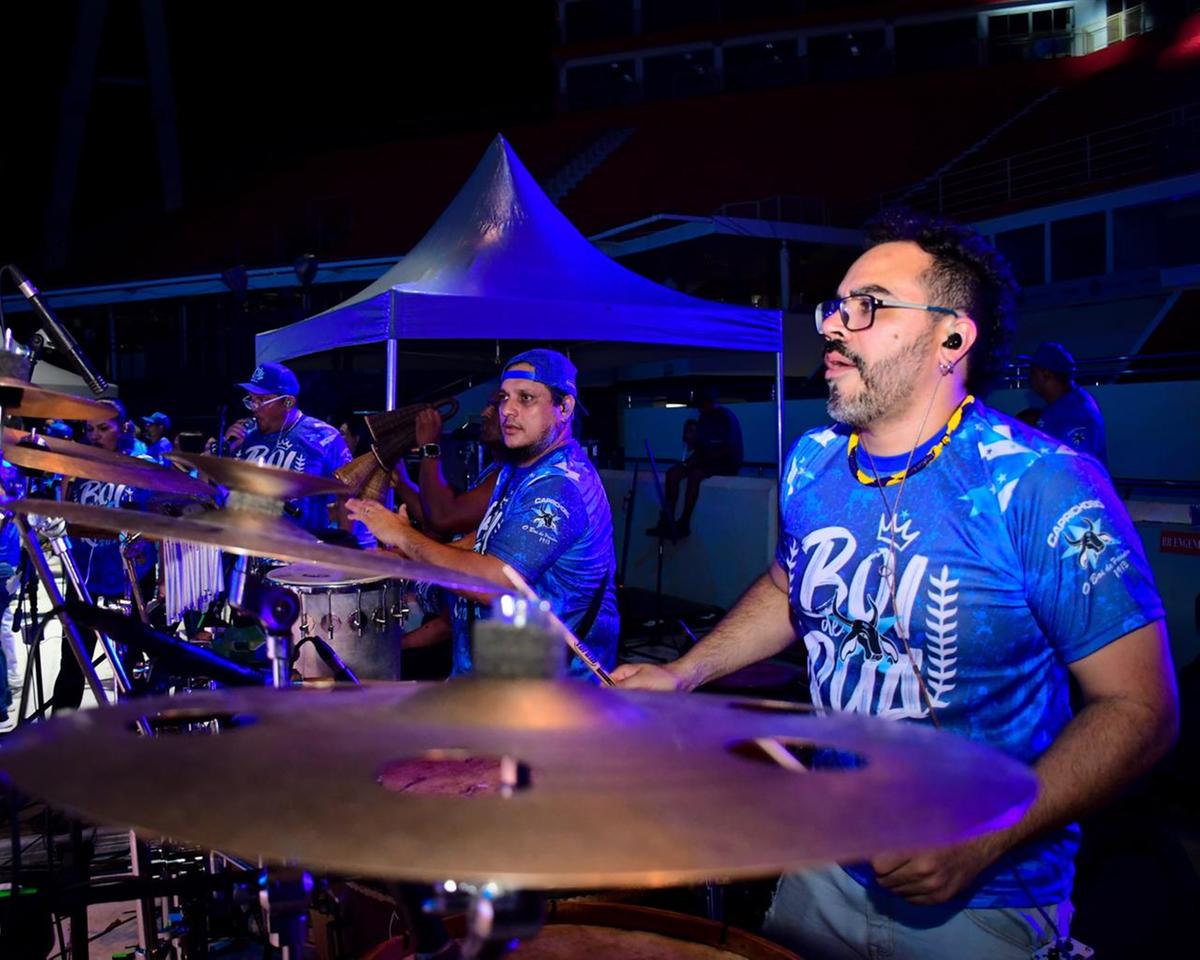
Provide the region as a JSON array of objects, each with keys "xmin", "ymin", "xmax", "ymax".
[
  {"xmin": 4, "ymin": 444, "xmax": 218, "ymax": 501},
  {"xmin": 2, "ymin": 441, "xmax": 216, "ymax": 500},
  {"xmin": 0, "ymin": 498, "xmax": 503, "ymax": 596},
  {"xmin": 169, "ymin": 452, "xmax": 349, "ymax": 500},
  {"xmin": 0, "ymin": 376, "xmax": 118, "ymax": 421},
  {"xmin": 0, "ymin": 681, "xmax": 1037, "ymax": 889}
]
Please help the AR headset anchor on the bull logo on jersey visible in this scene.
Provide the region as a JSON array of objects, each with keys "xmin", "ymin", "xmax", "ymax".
[
  {"xmin": 784, "ymin": 516, "xmax": 958, "ymax": 718},
  {"xmin": 826, "ymin": 595, "xmax": 901, "ymax": 664},
  {"xmin": 531, "ymin": 505, "xmax": 559, "ymax": 532},
  {"xmin": 1062, "ymin": 516, "xmax": 1116, "ymax": 570}
]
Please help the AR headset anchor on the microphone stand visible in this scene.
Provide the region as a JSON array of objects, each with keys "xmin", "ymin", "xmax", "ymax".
[
  {"xmin": 618, "ymin": 459, "xmax": 639, "ymax": 588},
  {"xmin": 643, "ymin": 440, "xmax": 677, "ymax": 634}
]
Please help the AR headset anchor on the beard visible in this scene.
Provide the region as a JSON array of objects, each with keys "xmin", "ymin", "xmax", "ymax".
[
  {"xmin": 501, "ymin": 420, "xmax": 565, "ymax": 464},
  {"xmin": 826, "ymin": 329, "xmax": 935, "ymax": 428}
]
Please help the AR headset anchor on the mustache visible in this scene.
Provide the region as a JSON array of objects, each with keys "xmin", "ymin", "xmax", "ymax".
[{"xmin": 823, "ymin": 340, "xmax": 865, "ymax": 374}]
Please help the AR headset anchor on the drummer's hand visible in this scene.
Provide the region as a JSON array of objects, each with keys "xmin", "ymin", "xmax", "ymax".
[
  {"xmin": 414, "ymin": 408, "xmax": 443, "ymax": 445},
  {"xmin": 611, "ymin": 661, "xmax": 687, "ymax": 692},
  {"xmin": 223, "ymin": 418, "xmax": 251, "ymax": 454},
  {"xmin": 870, "ymin": 834, "xmax": 1004, "ymax": 905},
  {"xmin": 346, "ymin": 498, "xmax": 412, "ymax": 548}
]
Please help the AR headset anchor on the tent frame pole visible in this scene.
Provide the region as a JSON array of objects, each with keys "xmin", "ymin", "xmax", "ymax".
[{"xmin": 386, "ymin": 338, "xmax": 399, "ymax": 411}]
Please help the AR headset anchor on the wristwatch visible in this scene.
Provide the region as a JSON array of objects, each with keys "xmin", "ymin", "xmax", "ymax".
[{"xmin": 419, "ymin": 443, "xmax": 441, "ymax": 459}]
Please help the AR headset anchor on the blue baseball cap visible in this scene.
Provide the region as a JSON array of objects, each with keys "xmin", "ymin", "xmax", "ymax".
[
  {"xmin": 501, "ymin": 348, "xmax": 588, "ymax": 415},
  {"xmin": 239, "ymin": 362, "xmax": 300, "ymax": 396},
  {"xmin": 1030, "ymin": 342, "xmax": 1076, "ymax": 375},
  {"xmin": 142, "ymin": 411, "xmax": 171, "ymax": 429}
]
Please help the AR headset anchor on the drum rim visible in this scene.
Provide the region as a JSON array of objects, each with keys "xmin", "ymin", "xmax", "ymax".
[{"xmin": 266, "ymin": 564, "xmax": 389, "ymax": 591}]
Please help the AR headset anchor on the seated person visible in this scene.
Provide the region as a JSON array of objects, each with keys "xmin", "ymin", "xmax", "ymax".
[{"xmin": 648, "ymin": 386, "xmax": 743, "ymax": 540}]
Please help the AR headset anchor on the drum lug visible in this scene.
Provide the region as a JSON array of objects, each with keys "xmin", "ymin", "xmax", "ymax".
[
  {"xmin": 390, "ymin": 602, "xmax": 410, "ymax": 628},
  {"xmin": 372, "ymin": 607, "xmax": 389, "ymax": 633},
  {"xmin": 299, "ymin": 613, "xmax": 313, "ymax": 637},
  {"xmin": 349, "ymin": 610, "xmax": 366, "ymax": 636}
]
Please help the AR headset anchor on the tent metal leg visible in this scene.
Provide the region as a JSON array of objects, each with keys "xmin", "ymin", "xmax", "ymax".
[{"xmin": 386, "ymin": 337, "xmax": 399, "ymax": 411}]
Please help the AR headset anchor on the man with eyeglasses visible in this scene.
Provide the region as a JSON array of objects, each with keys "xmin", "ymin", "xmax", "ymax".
[
  {"xmin": 209, "ymin": 362, "xmax": 357, "ymax": 540},
  {"xmin": 614, "ymin": 211, "xmax": 1176, "ymax": 959}
]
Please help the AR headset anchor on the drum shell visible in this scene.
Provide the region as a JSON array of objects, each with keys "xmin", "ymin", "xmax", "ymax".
[{"xmin": 267, "ymin": 572, "xmax": 407, "ymax": 681}]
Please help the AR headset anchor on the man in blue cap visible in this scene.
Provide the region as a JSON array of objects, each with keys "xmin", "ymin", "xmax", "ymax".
[
  {"xmin": 349, "ymin": 348, "xmax": 618, "ymax": 681},
  {"xmin": 1029, "ymin": 342, "xmax": 1108, "ymax": 467},
  {"xmin": 211, "ymin": 361, "xmax": 356, "ymax": 538},
  {"xmin": 141, "ymin": 411, "xmax": 173, "ymax": 462}
]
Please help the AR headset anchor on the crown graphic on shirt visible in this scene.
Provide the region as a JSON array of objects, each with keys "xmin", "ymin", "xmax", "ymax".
[{"xmin": 877, "ymin": 513, "xmax": 920, "ymax": 553}]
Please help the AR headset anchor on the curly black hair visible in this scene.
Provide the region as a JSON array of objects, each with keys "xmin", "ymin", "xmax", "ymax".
[{"xmin": 865, "ymin": 208, "xmax": 1018, "ymax": 396}]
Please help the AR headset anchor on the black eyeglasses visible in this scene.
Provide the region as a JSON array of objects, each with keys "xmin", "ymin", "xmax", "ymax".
[{"xmin": 814, "ymin": 294, "xmax": 957, "ymax": 335}]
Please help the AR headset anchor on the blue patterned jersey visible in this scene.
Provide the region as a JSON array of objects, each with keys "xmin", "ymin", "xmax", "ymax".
[
  {"xmin": 452, "ymin": 440, "xmax": 618, "ymax": 681},
  {"xmin": 777, "ymin": 400, "xmax": 1162, "ymax": 909},
  {"xmin": 67, "ymin": 467, "xmax": 157, "ymax": 598},
  {"xmin": 237, "ymin": 415, "xmax": 357, "ymax": 539}
]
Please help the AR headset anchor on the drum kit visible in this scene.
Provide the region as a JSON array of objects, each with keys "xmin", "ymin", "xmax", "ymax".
[{"xmin": 0, "ymin": 365, "xmax": 1040, "ymax": 959}]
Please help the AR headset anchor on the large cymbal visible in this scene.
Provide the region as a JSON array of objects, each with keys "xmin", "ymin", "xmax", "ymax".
[
  {"xmin": 2, "ymin": 429, "xmax": 215, "ymax": 500},
  {"xmin": 0, "ymin": 681, "xmax": 1037, "ymax": 889},
  {"xmin": 0, "ymin": 497, "xmax": 502, "ymax": 597},
  {"xmin": 170, "ymin": 452, "xmax": 349, "ymax": 500},
  {"xmin": 0, "ymin": 376, "xmax": 117, "ymax": 421}
]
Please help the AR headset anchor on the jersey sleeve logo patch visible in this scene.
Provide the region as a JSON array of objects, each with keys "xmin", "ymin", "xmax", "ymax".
[{"xmin": 1062, "ymin": 515, "xmax": 1117, "ymax": 570}]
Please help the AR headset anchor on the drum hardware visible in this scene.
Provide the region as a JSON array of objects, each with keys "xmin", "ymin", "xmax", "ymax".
[
  {"xmin": 259, "ymin": 868, "xmax": 316, "ymax": 960},
  {"xmin": 500, "ymin": 565, "xmax": 615, "ymax": 686},
  {"xmin": 64, "ymin": 602, "xmax": 268, "ymax": 688},
  {"xmin": 226, "ymin": 555, "xmax": 301, "ymax": 689},
  {"xmin": 120, "ymin": 534, "xmax": 151, "ymax": 625}
]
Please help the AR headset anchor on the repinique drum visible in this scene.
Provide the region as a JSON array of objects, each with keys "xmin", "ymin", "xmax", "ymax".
[{"xmin": 265, "ymin": 562, "xmax": 407, "ymax": 681}]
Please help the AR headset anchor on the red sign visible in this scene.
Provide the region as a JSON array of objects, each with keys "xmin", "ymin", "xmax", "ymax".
[{"xmin": 1160, "ymin": 529, "xmax": 1200, "ymax": 556}]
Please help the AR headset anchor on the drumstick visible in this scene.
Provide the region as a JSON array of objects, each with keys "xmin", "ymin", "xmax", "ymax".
[{"xmin": 500, "ymin": 564, "xmax": 616, "ymax": 687}]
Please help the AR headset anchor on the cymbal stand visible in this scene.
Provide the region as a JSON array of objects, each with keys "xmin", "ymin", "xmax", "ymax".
[
  {"xmin": 10, "ymin": 513, "xmax": 109, "ymax": 707},
  {"xmin": 120, "ymin": 535, "xmax": 151, "ymax": 625},
  {"xmin": 258, "ymin": 867, "xmax": 313, "ymax": 959},
  {"xmin": 227, "ymin": 556, "xmax": 300, "ymax": 688},
  {"xmin": 427, "ymin": 883, "xmax": 545, "ymax": 959},
  {"xmin": 38, "ymin": 517, "xmax": 140, "ymax": 701}
]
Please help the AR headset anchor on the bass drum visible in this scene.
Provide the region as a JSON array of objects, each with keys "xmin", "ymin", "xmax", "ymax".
[{"xmin": 265, "ymin": 562, "xmax": 407, "ymax": 681}]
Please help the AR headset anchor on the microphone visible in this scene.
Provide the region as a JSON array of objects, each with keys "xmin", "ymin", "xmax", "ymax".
[
  {"xmin": 5, "ymin": 264, "xmax": 108, "ymax": 395},
  {"xmin": 223, "ymin": 417, "xmax": 254, "ymax": 452},
  {"xmin": 305, "ymin": 635, "xmax": 360, "ymax": 684}
]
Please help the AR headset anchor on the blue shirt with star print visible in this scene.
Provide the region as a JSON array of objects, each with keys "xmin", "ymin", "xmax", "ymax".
[
  {"xmin": 237, "ymin": 414, "xmax": 355, "ymax": 538},
  {"xmin": 451, "ymin": 439, "xmax": 618, "ymax": 681},
  {"xmin": 775, "ymin": 399, "xmax": 1162, "ymax": 909}
]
